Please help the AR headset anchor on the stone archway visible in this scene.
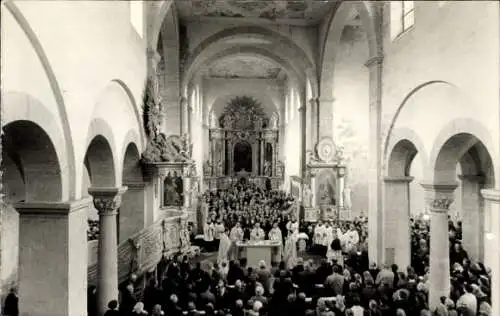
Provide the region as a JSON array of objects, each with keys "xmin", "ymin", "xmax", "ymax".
[
  {"xmin": 120, "ymin": 141, "xmax": 145, "ymax": 244},
  {"xmin": 425, "ymin": 128, "xmax": 496, "ymax": 310},
  {"xmin": 385, "ymin": 136, "xmax": 426, "ymax": 271},
  {"xmin": 320, "ymin": 1, "xmax": 382, "ymax": 264}
]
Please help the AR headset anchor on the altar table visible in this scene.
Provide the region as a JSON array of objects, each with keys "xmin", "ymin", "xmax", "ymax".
[{"xmin": 236, "ymin": 240, "xmax": 282, "ymax": 268}]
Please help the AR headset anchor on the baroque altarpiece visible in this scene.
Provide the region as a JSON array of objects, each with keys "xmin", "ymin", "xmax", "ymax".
[{"xmin": 203, "ymin": 96, "xmax": 284, "ymax": 190}]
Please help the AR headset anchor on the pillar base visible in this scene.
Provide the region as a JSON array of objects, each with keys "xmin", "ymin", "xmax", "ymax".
[{"xmin": 15, "ymin": 199, "xmax": 91, "ymax": 316}]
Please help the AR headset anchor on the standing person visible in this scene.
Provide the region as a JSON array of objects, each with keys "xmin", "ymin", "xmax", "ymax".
[
  {"xmin": 230, "ymin": 222, "xmax": 244, "ymax": 260},
  {"xmin": 268, "ymin": 222, "xmax": 283, "ymax": 262},
  {"xmin": 314, "ymin": 221, "xmax": 326, "ymax": 255},
  {"xmin": 3, "ymin": 287, "xmax": 19, "ymax": 316},
  {"xmin": 344, "ymin": 224, "xmax": 360, "ymax": 255},
  {"xmin": 214, "ymin": 218, "xmax": 225, "ymax": 249},
  {"xmin": 204, "ymin": 219, "xmax": 215, "ymax": 252},
  {"xmin": 283, "ymin": 225, "xmax": 298, "ymax": 269},
  {"xmin": 250, "ymin": 222, "xmax": 265, "ymax": 241},
  {"xmin": 217, "ymin": 228, "xmax": 232, "ymax": 265}
]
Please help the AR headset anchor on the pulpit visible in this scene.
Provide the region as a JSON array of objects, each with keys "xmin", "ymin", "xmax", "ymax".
[{"xmin": 236, "ymin": 240, "xmax": 281, "ymax": 268}]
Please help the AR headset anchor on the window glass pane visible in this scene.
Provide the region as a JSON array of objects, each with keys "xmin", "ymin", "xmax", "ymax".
[
  {"xmin": 391, "ymin": 1, "xmax": 404, "ymax": 39},
  {"xmin": 403, "ymin": 1, "xmax": 414, "ymax": 14},
  {"xmin": 403, "ymin": 11, "xmax": 415, "ymax": 30}
]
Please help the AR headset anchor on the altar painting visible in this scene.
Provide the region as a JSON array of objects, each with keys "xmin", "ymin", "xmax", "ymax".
[
  {"xmin": 163, "ymin": 171, "xmax": 184, "ymax": 207},
  {"xmin": 316, "ymin": 169, "xmax": 336, "ymax": 206}
]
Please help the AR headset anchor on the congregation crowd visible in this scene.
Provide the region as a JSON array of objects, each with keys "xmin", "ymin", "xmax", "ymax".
[{"xmin": 5, "ymin": 184, "xmax": 490, "ymax": 316}]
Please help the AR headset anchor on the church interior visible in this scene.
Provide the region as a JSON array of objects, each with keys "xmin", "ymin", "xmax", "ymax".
[{"xmin": 1, "ymin": 1, "xmax": 499, "ymax": 315}]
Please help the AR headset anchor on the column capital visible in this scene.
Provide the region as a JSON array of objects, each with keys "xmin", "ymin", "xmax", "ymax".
[
  {"xmin": 298, "ymin": 105, "xmax": 306, "ymax": 112},
  {"xmin": 88, "ymin": 187, "xmax": 127, "ymax": 215},
  {"xmin": 14, "ymin": 198, "xmax": 92, "ymax": 216},
  {"xmin": 481, "ymin": 188, "xmax": 500, "ymax": 202},
  {"xmin": 364, "ymin": 55, "xmax": 384, "ymax": 68},
  {"xmin": 309, "ymin": 98, "xmax": 319, "ymax": 105},
  {"xmin": 384, "ymin": 176, "xmax": 414, "ymax": 183},
  {"xmin": 458, "ymin": 174, "xmax": 485, "ymax": 183},
  {"xmin": 420, "ymin": 181, "xmax": 458, "ymax": 213}
]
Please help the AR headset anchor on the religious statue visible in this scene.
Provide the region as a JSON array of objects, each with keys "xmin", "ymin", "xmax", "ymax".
[
  {"xmin": 255, "ymin": 117, "xmax": 263, "ymax": 130},
  {"xmin": 270, "ymin": 113, "xmax": 279, "ymax": 129},
  {"xmin": 306, "ymin": 150, "xmax": 319, "ymax": 165},
  {"xmin": 303, "ymin": 184, "xmax": 313, "ymax": 207},
  {"xmin": 128, "ymin": 238, "xmax": 142, "ymax": 274},
  {"xmin": 276, "ymin": 160, "xmax": 285, "ymax": 178},
  {"xmin": 217, "ymin": 159, "xmax": 223, "ymax": 176},
  {"xmin": 223, "ymin": 115, "xmax": 234, "ymax": 129},
  {"xmin": 210, "ymin": 112, "xmax": 219, "ymax": 128},
  {"xmin": 179, "ymin": 221, "xmax": 190, "ymax": 250},
  {"xmin": 335, "ymin": 145, "xmax": 346, "ymax": 164},
  {"xmin": 203, "ymin": 160, "xmax": 212, "ymax": 176},
  {"xmin": 180, "ymin": 133, "xmax": 193, "ymax": 160},
  {"xmin": 263, "ymin": 161, "xmax": 271, "ymax": 176},
  {"xmin": 343, "ymin": 186, "xmax": 352, "ymax": 210}
]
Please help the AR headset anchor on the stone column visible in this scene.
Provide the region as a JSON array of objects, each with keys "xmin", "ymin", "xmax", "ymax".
[
  {"xmin": 183, "ymin": 174, "xmax": 191, "ymax": 209},
  {"xmin": 318, "ymin": 97, "xmax": 334, "ymax": 140},
  {"xmin": 180, "ymin": 97, "xmax": 188, "ymax": 135},
  {"xmin": 459, "ymin": 175, "xmax": 485, "ymax": 261},
  {"xmin": 260, "ymin": 138, "xmax": 265, "ymax": 175},
  {"xmin": 309, "ymin": 98, "xmax": 319, "ymax": 148},
  {"xmin": 365, "ymin": 55, "xmax": 384, "ymax": 265},
  {"xmin": 299, "ymin": 103, "xmax": 307, "ymax": 180},
  {"xmin": 88, "ymin": 187, "xmax": 127, "ymax": 315},
  {"xmin": 421, "ymin": 182, "xmax": 458, "ymax": 311},
  {"xmin": 481, "ymin": 189, "xmax": 500, "ymax": 316},
  {"xmin": 187, "ymin": 103, "xmax": 193, "ymax": 138},
  {"xmin": 383, "ymin": 176, "xmax": 413, "ymax": 270},
  {"xmin": 15, "ymin": 199, "xmax": 90, "ymax": 316}
]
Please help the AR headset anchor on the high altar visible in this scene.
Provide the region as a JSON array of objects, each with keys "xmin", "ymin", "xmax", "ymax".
[
  {"xmin": 203, "ymin": 96, "xmax": 285, "ymax": 190},
  {"xmin": 301, "ymin": 137, "xmax": 352, "ymax": 222}
]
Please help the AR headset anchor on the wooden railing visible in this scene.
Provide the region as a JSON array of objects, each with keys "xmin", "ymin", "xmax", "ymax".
[{"xmin": 87, "ymin": 210, "xmax": 189, "ymax": 286}]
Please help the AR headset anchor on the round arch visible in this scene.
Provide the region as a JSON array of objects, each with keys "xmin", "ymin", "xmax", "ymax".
[
  {"xmin": 429, "ymin": 118, "xmax": 497, "ymax": 185},
  {"xmin": 148, "ymin": 0, "xmax": 174, "ymax": 51},
  {"xmin": 320, "ymin": 0, "xmax": 379, "ymax": 98},
  {"xmin": 84, "ymin": 118, "xmax": 118, "ymax": 187},
  {"xmin": 3, "ymin": 91, "xmax": 70, "ymax": 200},
  {"xmin": 112, "ymin": 79, "xmax": 146, "ymax": 150},
  {"xmin": 385, "ymin": 127, "xmax": 429, "ymax": 177},
  {"xmin": 209, "ymin": 93, "xmax": 279, "ymax": 119},
  {"xmin": 3, "ymin": 120, "xmax": 63, "ymax": 202},
  {"xmin": 185, "ymin": 45, "xmax": 305, "ymax": 94},
  {"xmin": 120, "ymin": 129, "xmax": 142, "ymax": 176},
  {"xmin": 122, "ymin": 141, "xmax": 143, "ymax": 183}
]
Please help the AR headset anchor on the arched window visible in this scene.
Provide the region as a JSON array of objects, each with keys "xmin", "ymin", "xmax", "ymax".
[
  {"xmin": 390, "ymin": 1, "xmax": 415, "ymax": 40},
  {"xmin": 130, "ymin": 1, "xmax": 144, "ymax": 38}
]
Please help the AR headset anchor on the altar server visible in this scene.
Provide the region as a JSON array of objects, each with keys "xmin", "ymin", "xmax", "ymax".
[
  {"xmin": 203, "ymin": 220, "xmax": 215, "ymax": 251},
  {"xmin": 214, "ymin": 218, "xmax": 225, "ymax": 249},
  {"xmin": 314, "ymin": 221, "xmax": 326, "ymax": 255},
  {"xmin": 217, "ymin": 229, "xmax": 232, "ymax": 265}
]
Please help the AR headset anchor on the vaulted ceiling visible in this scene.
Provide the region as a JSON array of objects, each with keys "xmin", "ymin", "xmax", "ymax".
[
  {"xmin": 175, "ymin": 0, "xmax": 338, "ymax": 26},
  {"xmin": 206, "ymin": 54, "xmax": 283, "ymax": 79}
]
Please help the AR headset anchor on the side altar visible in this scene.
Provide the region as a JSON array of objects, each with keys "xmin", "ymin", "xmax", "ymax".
[{"xmin": 302, "ymin": 137, "xmax": 352, "ymax": 222}]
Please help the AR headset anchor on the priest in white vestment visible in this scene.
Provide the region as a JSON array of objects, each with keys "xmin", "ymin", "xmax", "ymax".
[
  {"xmin": 229, "ymin": 222, "xmax": 244, "ymax": 260},
  {"xmin": 268, "ymin": 222, "xmax": 283, "ymax": 262},
  {"xmin": 343, "ymin": 224, "xmax": 360, "ymax": 254},
  {"xmin": 217, "ymin": 229, "xmax": 232, "ymax": 264},
  {"xmin": 323, "ymin": 222, "xmax": 334, "ymax": 253},
  {"xmin": 250, "ymin": 222, "xmax": 265, "ymax": 241}
]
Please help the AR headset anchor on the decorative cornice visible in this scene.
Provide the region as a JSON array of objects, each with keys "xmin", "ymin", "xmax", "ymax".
[
  {"xmin": 14, "ymin": 198, "xmax": 92, "ymax": 216},
  {"xmin": 364, "ymin": 55, "xmax": 384, "ymax": 68},
  {"xmin": 88, "ymin": 187, "xmax": 128, "ymax": 216},
  {"xmin": 420, "ymin": 181, "xmax": 458, "ymax": 193},
  {"xmin": 481, "ymin": 189, "xmax": 500, "ymax": 202},
  {"xmin": 383, "ymin": 176, "xmax": 414, "ymax": 183}
]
